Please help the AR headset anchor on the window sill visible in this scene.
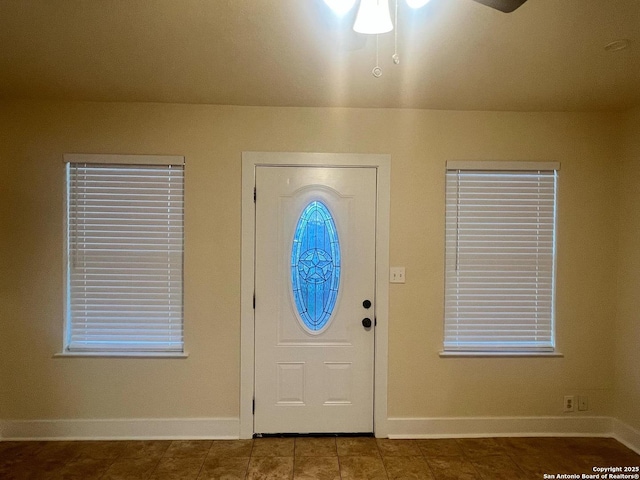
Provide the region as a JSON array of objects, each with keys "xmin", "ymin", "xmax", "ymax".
[
  {"xmin": 439, "ymin": 351, "xmax": 564, "ymax": 358},
  {"xmin": 54, "ymin": 351, "xmax": 189, "ymax": 359}
]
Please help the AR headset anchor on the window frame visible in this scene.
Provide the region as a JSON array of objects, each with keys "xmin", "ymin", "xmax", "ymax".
[
  {"xmin": 60, "ymin": 154, "xmax": 187, "ymax": 358},
  {"xmin": 441, "ymin": 161, "xmax": 560, "ymax": 357}
]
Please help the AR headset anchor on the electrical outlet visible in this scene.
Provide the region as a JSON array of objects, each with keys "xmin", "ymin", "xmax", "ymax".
[
  {"xmin": 390, "ymin": 267, "xmax": 406, "ymax": 284},
  {"xmin": 564, "ymin": 395, "xmax": 575, "ymax": 412},
  {"xmin": 578, "ymin": 396, "xmax": 588, "ymax": 411}
]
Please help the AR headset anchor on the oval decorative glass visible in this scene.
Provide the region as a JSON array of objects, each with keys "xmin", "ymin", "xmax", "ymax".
[{"xmin": 291, "ymin": 201, "xmax": 341, "ymax": 333}]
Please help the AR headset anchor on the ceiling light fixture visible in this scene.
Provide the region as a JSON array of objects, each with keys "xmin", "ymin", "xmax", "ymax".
[
  {"xmin": 353, "ymin": 0, "xmax": 394, "ymax": 34},
  {"xmin": 323, "ymin": 0, "xmax": 358, "ymax": 16},
  {"xmin": 324, "ymin": 0, "xmax": 432, "ymax": 77}
]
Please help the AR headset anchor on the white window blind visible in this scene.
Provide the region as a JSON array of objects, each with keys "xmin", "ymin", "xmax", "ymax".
[
  {"xmin": 444, "ymin": 163, "xmax": 558, "ymax": 352},
  {"xmin": 65, "ymin": 157, "xmax": 184, "ymax": 353}
]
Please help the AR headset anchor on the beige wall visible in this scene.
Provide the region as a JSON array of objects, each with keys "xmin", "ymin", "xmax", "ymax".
[
  {"xmin": 615, "ymin": 107, "xmax": 640, "ymax": 431},
  {"xmin": 0, "ymin": 100, "xmax": 622, "ymax": 424}
]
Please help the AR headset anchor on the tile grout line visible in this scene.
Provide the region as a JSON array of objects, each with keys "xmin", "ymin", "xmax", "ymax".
[
  {"xmin": 455, "ymin": 438, "xmax": 490, "ymax": 480},
  {"xmin": 375, "ymin": 438, "xmax": 391, "ymax": 480}
]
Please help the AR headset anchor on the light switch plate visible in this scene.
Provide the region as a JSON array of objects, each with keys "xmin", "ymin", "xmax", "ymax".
[{"xmin": 390, "ymin": 267, "xmax": 406, "ymax": 284}]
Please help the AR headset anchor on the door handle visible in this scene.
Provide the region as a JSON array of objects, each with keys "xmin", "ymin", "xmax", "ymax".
[{"xmin": 362, "ymin": 318, "xmax": 372, "ymax": 328}]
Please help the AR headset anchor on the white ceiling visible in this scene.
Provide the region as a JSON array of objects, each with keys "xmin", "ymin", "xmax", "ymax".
[{"xmin": 0, "ymin": 0, "xmax": 638, "ymax": 111}]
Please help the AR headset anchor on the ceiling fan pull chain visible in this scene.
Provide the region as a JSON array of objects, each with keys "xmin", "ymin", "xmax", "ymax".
[
  {"xmin": 392, "ymin": 0, "xmax": 400, "ymax": 64},
  {"xmin": 372, "ymin": 34, "xmax": 383, "ymax": 77}
]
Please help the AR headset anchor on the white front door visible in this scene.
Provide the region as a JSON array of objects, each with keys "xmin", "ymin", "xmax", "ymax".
[{"xmin": 254, "ymin": 166, "xmax": 377, "ymax": 434}]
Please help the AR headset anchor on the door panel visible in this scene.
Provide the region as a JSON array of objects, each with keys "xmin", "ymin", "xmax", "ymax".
[{"xmin": 254, "ymin": 166, "xmax": 377, "ymax": 433}]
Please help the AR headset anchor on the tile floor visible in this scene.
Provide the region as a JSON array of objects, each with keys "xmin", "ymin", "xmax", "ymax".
[{"xmin": 0, "ymin": 436, "xmax": 638, "ymax": 479}]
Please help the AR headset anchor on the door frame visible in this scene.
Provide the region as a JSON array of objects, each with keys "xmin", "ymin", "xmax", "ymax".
[{"xmin": 240, "ymin": 152, "xmax": 390, "ymax": 439}]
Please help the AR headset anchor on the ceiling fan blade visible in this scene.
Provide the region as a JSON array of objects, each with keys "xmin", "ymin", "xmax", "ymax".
[{"xmin": 470, "ymin": 0, "xmax": 528, "ymax": 13}]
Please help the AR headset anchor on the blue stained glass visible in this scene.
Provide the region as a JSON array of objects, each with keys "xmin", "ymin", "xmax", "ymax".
[{"xmin": 291, "ymin": 201, "xmax": 341, "ymax": 332}]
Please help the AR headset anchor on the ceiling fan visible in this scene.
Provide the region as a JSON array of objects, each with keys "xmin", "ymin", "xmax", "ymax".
[
  {"xmin": 324, "ymin": 0, "xmax": 529, "ymax": 76},
  {"xmin": 324, "ymin": 0, "xmax": 529, "ymax": 20},
  {"xmin": 471, "ymin": 0, "xmax": 527, "ymax": 13},
  {"xmin": 337, "ymin": 0, "xmax": 530, "ymax": 37}
]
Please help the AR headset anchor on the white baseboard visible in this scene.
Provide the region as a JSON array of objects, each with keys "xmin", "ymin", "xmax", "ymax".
[
  {"xmin": 387, "ymin": 416, "xmax": 614, "ymax": 439},
  {"xmin": 1, "ymin": 415, "xmax": 638, "ymax": 453},
  {"xmin": 0, "ymin": 417, "xmax": 239, "ymax": 441},
  {"xmin": 612, "ymin": 418, "xmax": 640, "ymax": 455}
]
